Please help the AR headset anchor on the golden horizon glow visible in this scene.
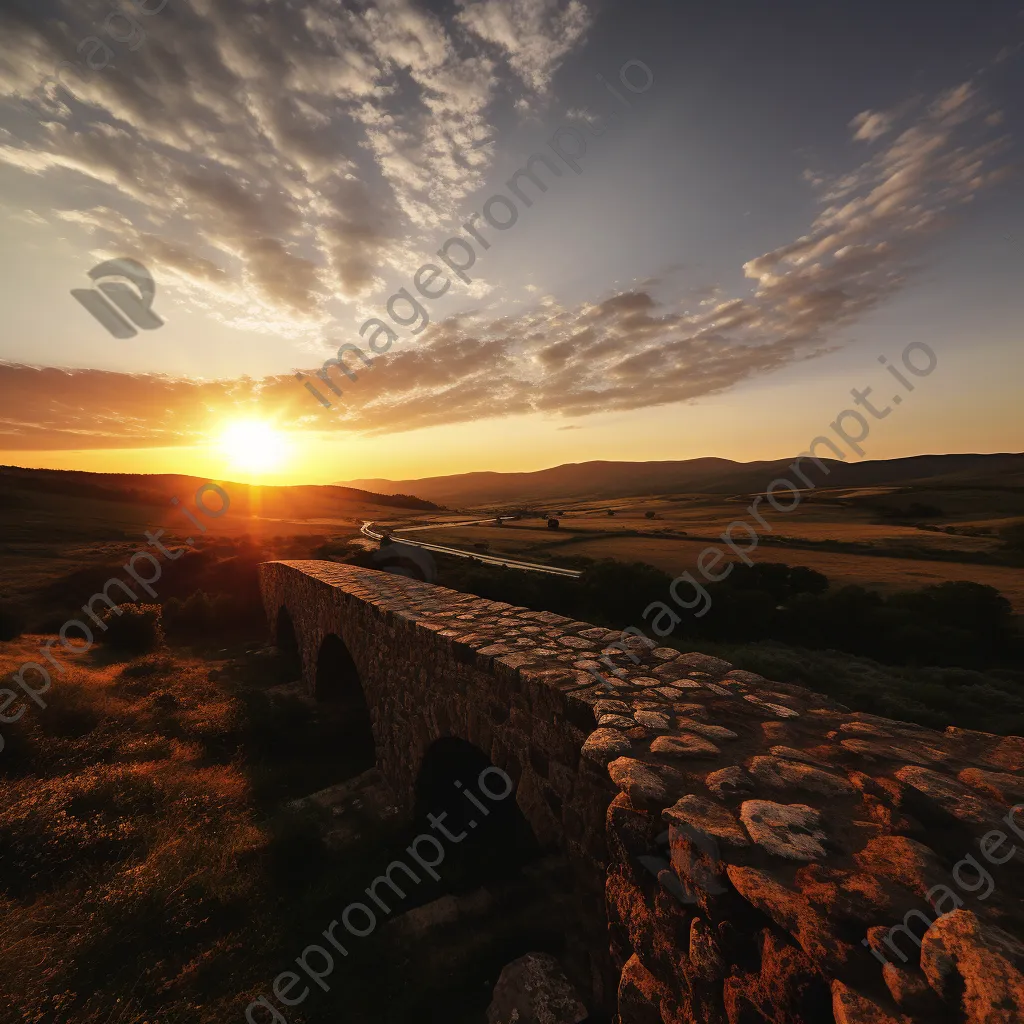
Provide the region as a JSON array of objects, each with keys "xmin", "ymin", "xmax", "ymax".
[
  {"xmin": 3, "ymin": 349, "xmax": 1023, "ymax": 489},
  {"xmin": 217, "ymin": 419, "xmax": 289, "ymax": 477}
]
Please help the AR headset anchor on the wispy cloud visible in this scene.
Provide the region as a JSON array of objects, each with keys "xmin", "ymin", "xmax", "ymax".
[
  {"xmin": 0, "ymin": 0, "xmax": 593, "ymax": 334},
  {"xmin": 0, "ymin": 76, "xmax": 1011, "ymax": 450}
]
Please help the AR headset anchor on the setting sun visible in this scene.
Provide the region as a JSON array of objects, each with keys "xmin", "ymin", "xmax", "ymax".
[{"xmin": 218, "ymin": 419, "xmax": 288, "ymax": 474}]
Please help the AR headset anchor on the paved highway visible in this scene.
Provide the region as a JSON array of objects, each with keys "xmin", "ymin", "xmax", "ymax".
[{"xmin": 360, "ymin": 520, "xmax": 583, "ymax": 579}]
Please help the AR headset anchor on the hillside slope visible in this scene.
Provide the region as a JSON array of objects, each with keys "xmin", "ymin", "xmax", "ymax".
[
  {"xmin": 0, "ymin": 465, "xmax": 442, "ymax": 515},
  {"xmin": 341, "ymin": 452, "xmax": 1024, "ymax": 505}
]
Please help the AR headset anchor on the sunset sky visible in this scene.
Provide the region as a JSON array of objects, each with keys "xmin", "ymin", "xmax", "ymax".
[{"xmin": 1, "ymin": 0, "xmax": 1022, "ymax": 486}]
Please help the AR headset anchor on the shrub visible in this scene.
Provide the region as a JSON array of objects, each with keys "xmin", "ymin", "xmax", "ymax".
[
  {"xmin": 0, "ymin": 600, "xmax": 27, "ymax": 641},
  {"xmin": 690, "ymin": 640, "xmax": 1024, "ymax": 736},
  {"xmin": 166, "ymin": 590, "xmax": 215, "ymax": 636},
  {"xmin": 311, "ymin": 537, "xmax": 358, "ymax": 560},
  {"xmin": 99, "ymin": 603, "xmax": 164, "ymax": 654},
  {"xmin": 434, "ymin": 552, "xmax": 1019, "ymax": 672},
  {"xmin": 166, "ymin": 589, "xmax": 259, "ymax": 641}
]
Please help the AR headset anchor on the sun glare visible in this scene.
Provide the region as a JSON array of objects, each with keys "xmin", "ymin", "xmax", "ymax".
[{"xmin": 218, "ymin": 420, "xmax": 288, "ymax": 475}]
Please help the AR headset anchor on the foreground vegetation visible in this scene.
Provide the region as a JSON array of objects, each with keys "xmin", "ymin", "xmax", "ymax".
[{"xmin": 0, "ymin": 635, "xmax": 560, "ymax": 1023}]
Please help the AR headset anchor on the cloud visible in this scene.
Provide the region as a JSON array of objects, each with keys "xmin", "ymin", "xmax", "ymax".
[
  {"xmin": 0, "ymin": 77, "xmax": 1011, "ymax": 449},
  {"xmin": 849, "ymin": 109, "xmax": 895, "ymax": 142},
  {"xmin": 0, "ymin": 0, "xmax": 589, "ymax": 329},
  {"xmin": 457, "ymin": 0, "xmax": 592, "ymax": 93}
]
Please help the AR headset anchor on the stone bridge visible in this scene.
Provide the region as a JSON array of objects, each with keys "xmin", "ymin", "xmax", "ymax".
[{"xmin": 259, "ymin": 560, "xmax": 1024, "ymax": 1024}]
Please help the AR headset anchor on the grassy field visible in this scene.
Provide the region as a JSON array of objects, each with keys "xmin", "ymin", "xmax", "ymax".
[
  {"xmin": 0, "ymin": 475, "xmax": 405, "ymax": 543},
  {"xmin": 397, "ymin": 484, "xmax": 1024, "ymax": 609},
  {"xmin": 7, "ymin": 468, "xmax": 1020, "ymax": 618},
  {"xmin": 553, "ymin": 535, "xmax": 1024, "ymax": 608},
  {"xmin": 0, "ymin": 634, "xmax": 573, "ymax": 1024}
]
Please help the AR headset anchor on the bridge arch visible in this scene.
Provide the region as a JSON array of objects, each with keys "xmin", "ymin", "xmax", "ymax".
[
  {"xmin": 413, "ymin": 736, "xmax": 541, "ymax": 891},
  {"xmin": 258, "ymin": 560, "xmax": 613, "ymax": 1007},
  {"xmin": 274, "ymin": 605, "xmax": 300, "ymax": 677},
  {"xmin": 314, "ymin": 632, "xmax": 376, "ymax": 773}
]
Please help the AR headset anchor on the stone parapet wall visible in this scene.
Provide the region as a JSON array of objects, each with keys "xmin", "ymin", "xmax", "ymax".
[{"xmin": 259, "ymin": 560, "xmax": 1024, "ymax": 1023}]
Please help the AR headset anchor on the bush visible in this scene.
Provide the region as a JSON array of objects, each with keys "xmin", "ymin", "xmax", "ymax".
[
  {"xmin": 311, "ymin": 537, "xmax": 359, "ymax": 560},
  {"xmin": 119, "ymin": 654, "xmax": 176, "ymax": 679},
  {"xmin": 99, "ymin": 603, "xmax": 164, "ymax": 654},
  {"xmin": 432, "ymin": 552, "xmax": 1020, "ymax": 672},
  {"xmin": 163, "ymin": 588, "xmax": 262, "ymax": 641},
  {"xmin": 0, "ymin": 600, "xmax": 27, "ymax": 641},
  {"xmin": 165, "ymin": 590, "xmax": 215, "ymax": 637}
]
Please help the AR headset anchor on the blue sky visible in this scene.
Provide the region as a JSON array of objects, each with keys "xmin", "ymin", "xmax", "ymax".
[{"xmin": 0, "ymin": 0, "xmax": 1021, "ymax": 481}]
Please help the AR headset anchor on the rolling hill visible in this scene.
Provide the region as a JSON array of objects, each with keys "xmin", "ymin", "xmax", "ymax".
[
  {"xmin": 0, "ymin": 465, "xmax": 441, "ymax": 515},
  {"xmin": 339, "ymin": 452, "xmax": 1024, "ymax": 506}
]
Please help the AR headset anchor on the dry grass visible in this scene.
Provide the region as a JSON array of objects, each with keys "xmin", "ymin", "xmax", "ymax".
[
  {"xmin": 416, "ymin": 496, "xmax": 1024, "ymax": 610},
  {"xmin": 0, "ymin": 636, "xmax": 415, "ymax": 1024},
  {"xmin": 427, "ymin": 504, "xmax": 1002, "ymax": 551},
  {"xmin": 0, "ymin": 639, "xmax": 279, "ymax": 1024},
  {"xmin": 0, "ymin": 635, "xmax": 572, "ymax": 1024}
]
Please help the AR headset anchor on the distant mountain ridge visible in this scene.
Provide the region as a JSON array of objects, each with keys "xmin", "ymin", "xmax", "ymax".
[
  {"xmin": 339, "ymin": 453, "xmax": 1024, "ymax": 506},
  {"xmin": 0, "ymin": 465, "xmax": 442, "ymax": 513}
]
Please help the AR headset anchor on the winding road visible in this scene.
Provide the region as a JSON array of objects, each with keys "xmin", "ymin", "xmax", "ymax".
[{"xmin": 360, "ymin": 519, "xmax": 583, "ymax": 578}]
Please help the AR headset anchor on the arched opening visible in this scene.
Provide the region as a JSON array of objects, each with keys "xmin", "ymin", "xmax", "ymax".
[
  {"xmin": 371, "ymin": 540, "xmax": 436, "ymax": 582},
  {"xmin": 414, "ymin": 737, "xmax": 541, "ymax": 891},
  {"xmin": 274, "ymin": 605, "xmax": 300, "ymax": 678},
  {"xmin": 408, "ymin": 738, "xmax": 595, "ymax": 1018},
  {"xmin": 314, "ymin": 633, "xmax": 375, "ymax": 774}
]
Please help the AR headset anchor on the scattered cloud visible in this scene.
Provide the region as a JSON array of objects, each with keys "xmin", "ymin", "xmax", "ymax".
[
  {"xmin": 0, "ymin": 0, "xmax": 590, "ymax": 333},
  {"xmin": 456, "ymin": 0, "xmax": 592, "ymax": 93},
  {"xmin": 849, "ymin": 109, "xmax": 895, "ymax": 142},
  {"xmin": 0, "ymin": 66, "xmax": 1011, "ymax": 449}
]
